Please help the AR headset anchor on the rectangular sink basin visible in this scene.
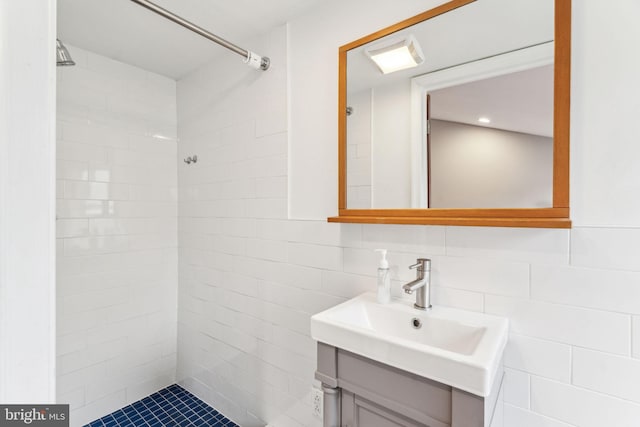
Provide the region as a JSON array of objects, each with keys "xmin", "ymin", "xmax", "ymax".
[{"xmin": 311, "ymin": 293, "xmax": 508, "ymax": 396}]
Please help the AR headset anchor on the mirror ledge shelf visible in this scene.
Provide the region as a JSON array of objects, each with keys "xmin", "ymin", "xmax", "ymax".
[{"xmin": 328, "ymin": 214, "xmax": 572, "ymax": 229}]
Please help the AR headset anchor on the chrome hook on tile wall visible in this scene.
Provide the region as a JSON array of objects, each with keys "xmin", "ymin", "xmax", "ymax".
[{"xmin": 183, "ymin": 155, "xmax": 198, "ymax": 165}]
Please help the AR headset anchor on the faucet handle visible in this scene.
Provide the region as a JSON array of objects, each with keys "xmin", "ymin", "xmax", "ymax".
[{"xmin": 409, "ymin": 258, "xmax": 431, "ymax": 270}]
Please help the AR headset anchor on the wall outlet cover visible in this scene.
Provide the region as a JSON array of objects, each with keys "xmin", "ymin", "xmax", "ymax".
[{"xmin": 312, "ymin": 388, "xmax": 323, "ymax": 418}]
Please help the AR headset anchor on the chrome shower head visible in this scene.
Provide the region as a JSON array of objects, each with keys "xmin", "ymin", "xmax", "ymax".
[{"xmin": 56, "ymin": 39, "xmax": 75, "ymax": 66}]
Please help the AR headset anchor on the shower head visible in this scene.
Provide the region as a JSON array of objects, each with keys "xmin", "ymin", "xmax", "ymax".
[{"xmin": 56, "ymin": 39, "xmax": 75, "ymax": 66}]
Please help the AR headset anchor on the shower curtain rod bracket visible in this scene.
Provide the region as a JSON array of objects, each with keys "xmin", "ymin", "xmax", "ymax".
[{"xmin": 245, "ymin": 51, "xmax": 270, "ymax": 71}]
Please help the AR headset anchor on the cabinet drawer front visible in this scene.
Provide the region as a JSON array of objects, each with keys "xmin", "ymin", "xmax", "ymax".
[{"xmin": 356, "ymin": 395, "xmax": 447, "ymax": 427}]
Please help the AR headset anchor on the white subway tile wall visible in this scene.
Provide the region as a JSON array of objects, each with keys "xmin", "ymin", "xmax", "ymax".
[
  {"xmin": 56, "ymin": 46, "xmax": 178, "ymax": 426},
  {"xmin": 503, "ymin": 368, "xmax": 530, "ymax": 409},
  {"xmin": 503, "ymin": 334, "xmax": 571, "ymax": 383},
  {"xmin": 175, "ymin": 21, "xmax": 640, "ymax": 427},
  {"xmin": 504, "ymin": 405, "xmax": 574, "ymax": 427},
  {"xmin": 531, "ymin": 377, "xmax": 640, "ymax": 427}
]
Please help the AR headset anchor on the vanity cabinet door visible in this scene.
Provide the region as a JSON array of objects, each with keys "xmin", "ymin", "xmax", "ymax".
[{"xmin": 341, "ymin": 390, "xmax": 444, "ymax": 427}]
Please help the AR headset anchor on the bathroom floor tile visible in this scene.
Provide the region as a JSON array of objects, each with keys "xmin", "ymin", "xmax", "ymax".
[{"xmin": 84, "ymin": 384, "xmax": 239, "ymax": 427}]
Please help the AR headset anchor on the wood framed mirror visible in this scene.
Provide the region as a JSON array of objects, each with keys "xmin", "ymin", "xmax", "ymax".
[{"xmin": 329, "ymin": 0, "xmax": 571, "ymax": 228}]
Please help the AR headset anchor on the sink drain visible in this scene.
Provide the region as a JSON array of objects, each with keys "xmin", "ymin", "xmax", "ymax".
[{"xmin": 411, "ymin": 317, "xmax": 422, "ymax": 329}]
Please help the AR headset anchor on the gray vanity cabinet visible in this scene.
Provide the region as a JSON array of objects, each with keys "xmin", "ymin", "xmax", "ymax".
[{"xmin": 315, "ymin": 343, "xmax": 503, "ymax": 427}]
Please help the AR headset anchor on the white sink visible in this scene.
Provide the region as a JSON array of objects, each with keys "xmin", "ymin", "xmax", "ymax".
[{"xmin": 310, "ymin": 293, "xmax": 508, "ymax": 396}]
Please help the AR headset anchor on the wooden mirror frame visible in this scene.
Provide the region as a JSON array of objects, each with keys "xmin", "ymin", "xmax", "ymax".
[{"xmin": 329, "ymin": 0, "xmax": 571, "ymax": 228}]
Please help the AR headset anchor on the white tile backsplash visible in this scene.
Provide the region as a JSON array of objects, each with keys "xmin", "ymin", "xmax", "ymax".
[
  {"xmin": 320, "ymin": 270, "xmax": 375, "ymax": 298},
  {"xmin": 446, "ymin": 227, "xmax": 570, "ymax": 265},
  {"xmin": 573, "ymin": 347, "xmax": 640, "ymax": 403},
  {"xmin": 486, "ymin": 296, "xmax": 631, "ymax": 355},
  {"xmin": 531, "ymin": 377, "xmax": 640, "ymax": 427},
  {"xmin": 504, "ymin": 405, "xmax": 574, "ymax": 427},
  {"xmin": 431, "ymin": 286, "xmax": 485, "ymax": 312},
  {"xmin": 503, "ymin": 368, "xmax": 530, "ymax": 409},
  {"xmin": 572, "ymin": 227, "xmax": 640, "ymax": 272},
  {"xmin": 342, "ymin": 247, "xmax": 384, "ymax": 277},
  {"xmin": 504, "ymin": 334, "xmax": 571, "ymax": 383},
  {"xmin": 57, "ymin": 45, "xmax": 177, "ymax": 426},
  {"xmin": 532, "ymin": 264, "xmax": 640, "ymax": 314},
  {"xmin": 360, "ymin": 224, "xmax": 446, "ymax": 254},
  {"xmin": 434, "ymin": 256, "xmax": 530, "ymax": 298}
]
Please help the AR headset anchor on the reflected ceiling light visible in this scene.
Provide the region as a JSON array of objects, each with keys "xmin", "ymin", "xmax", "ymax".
[
  {"xmin": 478, "ymin": 117, "xmax": 492, "ymax": 124},
  {"xmin": 365, "ymin": 35, "xmax": 424, "ymax": 74}
]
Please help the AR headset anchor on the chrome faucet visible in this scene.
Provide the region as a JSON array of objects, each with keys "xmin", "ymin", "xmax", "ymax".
[{"xmin": 402, "ymin": 258, "xmax": 431, "ymax": 310}]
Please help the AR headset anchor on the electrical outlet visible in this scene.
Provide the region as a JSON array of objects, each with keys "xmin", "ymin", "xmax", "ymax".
[{"xmin": 312, "ymin": 388, "xmax": 323, "ymax": 418}]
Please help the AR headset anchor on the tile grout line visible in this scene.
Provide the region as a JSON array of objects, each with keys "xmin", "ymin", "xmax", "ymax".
[
  {"xmin": 137, "ymin": 397, "xmax": 169, "ymax": 426},
  {"xmin": 165, "ymin": 386, "xmax": 208, "ymax": 425},
  {"xmin": 168, "ymin": 385, "xmax": 236, "ymax": 426}
]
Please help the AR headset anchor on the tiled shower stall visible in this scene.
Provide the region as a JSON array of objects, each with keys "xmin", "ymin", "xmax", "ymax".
[{"xmin": 56, "ymin": 46, "xmax": 178, "ymax": 422}]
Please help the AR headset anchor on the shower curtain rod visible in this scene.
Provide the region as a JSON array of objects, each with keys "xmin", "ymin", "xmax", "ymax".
[{"xmin": 129, "ymin": 0, "xmax": 270, "ymax": 70}]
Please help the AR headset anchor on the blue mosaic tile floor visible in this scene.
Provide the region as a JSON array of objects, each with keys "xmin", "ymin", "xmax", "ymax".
[{"xmin": 85, "ymin": 384, "xmax": 239, "ymax": 427}]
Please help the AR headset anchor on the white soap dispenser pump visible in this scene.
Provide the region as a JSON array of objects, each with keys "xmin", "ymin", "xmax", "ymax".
[{"xmin": 375, "ymin": 249, "xmax": 391, "ymax": 304}]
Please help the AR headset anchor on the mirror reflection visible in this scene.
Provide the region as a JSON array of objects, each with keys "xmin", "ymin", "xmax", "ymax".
[{"xmin": 345, "ymin": 0, "xmax": 555, "ymax": 209}]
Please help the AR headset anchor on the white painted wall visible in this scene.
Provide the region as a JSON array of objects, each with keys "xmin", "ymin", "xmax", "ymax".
[
  {"xmin": 0, "ymin": 0, "xmax": 57, "ymax": 403},
  {"xmin": 570, "ymin": 0, "xmax": 640, "ymax": 227},
  {"xmin": 56, "ymin": 45, "xmax": 178, "ymax": 426},
  {"xmin": 430, "ymin": 120, "xmax": 553, "ymax": 208}
]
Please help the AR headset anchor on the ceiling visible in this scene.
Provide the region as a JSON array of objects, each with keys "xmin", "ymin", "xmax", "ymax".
[
  {"xmin": 430, "ymin": 65, "xmax": 554, "ymax": 138},
  {"xmin": 57, "ymin": 0, "xmax": 322, "ymax": 79}
]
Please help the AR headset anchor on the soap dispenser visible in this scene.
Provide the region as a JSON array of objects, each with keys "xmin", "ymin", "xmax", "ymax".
[{"xmin": 375, "ymin": 249, "xmax": 391, "ymax": 304}]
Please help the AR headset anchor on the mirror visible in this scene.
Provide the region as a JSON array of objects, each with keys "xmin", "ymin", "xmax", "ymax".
[
  {"xmin": 332, "ymin": 0, "xmax": 571, "ymax": 228},
  {"xmin": 413, "ymin": 44, "xmax": 554, "ymax": 209}
]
